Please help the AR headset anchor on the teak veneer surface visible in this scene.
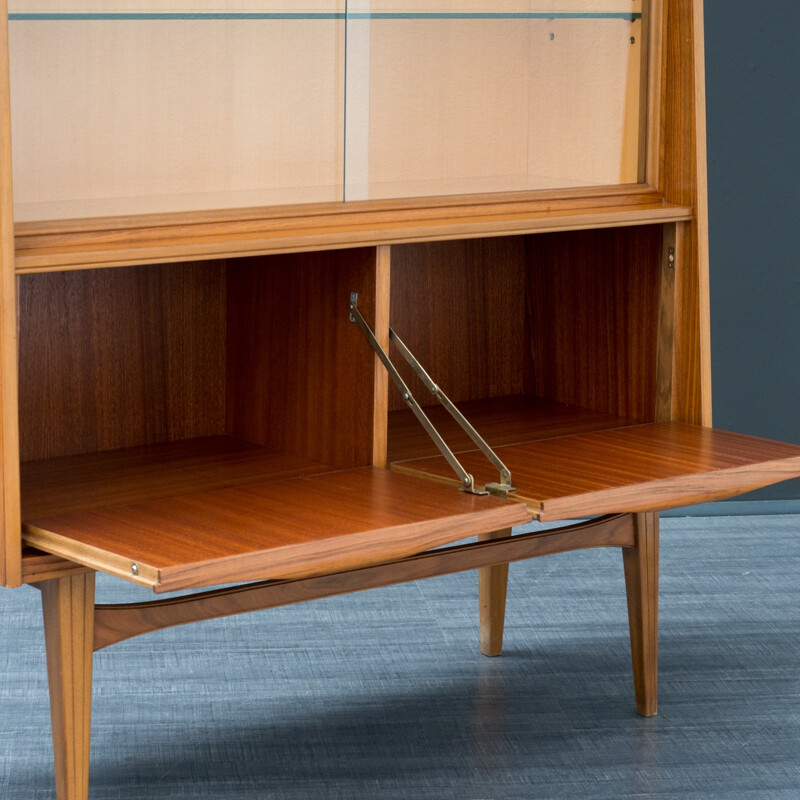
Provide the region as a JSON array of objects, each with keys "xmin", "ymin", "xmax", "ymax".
[
  {"xmin": 22, "ymin": 467, "xmax": 529, "ymax": 593},
  {"xmin": 393, "ymin": 423, "xmax": 800, "ymax": 521},
  {"xmin": 388, "ymin": 395, "xmax": 634, "ymax": 462},
  {"xmin": 20, "ymin": 436, "xmax": 332, "ymax": 518},
  {"xmin": 12, "ymin": 189, "xmax": 692, "ymax": 273}
]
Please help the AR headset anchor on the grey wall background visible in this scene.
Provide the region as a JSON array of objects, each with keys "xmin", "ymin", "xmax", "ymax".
[{"xmin": 704, "ymin": 1, "xmax": 800, "ymax": 500}]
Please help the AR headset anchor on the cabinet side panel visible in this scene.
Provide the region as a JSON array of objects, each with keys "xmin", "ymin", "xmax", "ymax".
[
  {"xmin": 388, "ymin": 238, "xmax": 528, "ymax": 411},
  {"xmin": 18, "ymin": 262, "xmax": 227, "ymax": 461},
  {"xmin": 527, "ymin": 226, "xmax": 661, "ymax": 422},
  {"xmin": 659, "ymin": 0, "xmax": 711, "ymax": 424},
  {"xmin": 0, "ymin": 0, "xmax": 21, "ymax": 586},
  {"xmin": 225, "ymin": 248, "xmax": 377, "ymax": 471}
]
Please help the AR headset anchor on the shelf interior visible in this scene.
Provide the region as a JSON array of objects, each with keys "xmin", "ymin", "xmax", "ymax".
[
  {"xmin": 20, "ymin": 436, "xmax": 335, "ymax": 519},
  {"xmin": 388, "ymin": 394, "xmax": 636, "ymax": 463},
  {"xmin": 22, "ymin": 463, "xmax": 529, "ymax": 593},
  {"xmin": 393, "ymin": 422, "xmax": 800, "ymax": 521}
]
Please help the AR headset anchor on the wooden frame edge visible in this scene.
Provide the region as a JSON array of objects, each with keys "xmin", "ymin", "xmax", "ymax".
[
  {"xmin": 93, "ymin": 514, "xmax": 635, "ymax": 650},
  {"xmin": 0, "ymin": 0, "xmax": 22, "ymax": 588}
]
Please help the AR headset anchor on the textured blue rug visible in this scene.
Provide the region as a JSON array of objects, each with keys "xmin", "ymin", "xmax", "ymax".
[{"xmin": 2, "ymin": 515, "xmax": 799, "ymax": 799}]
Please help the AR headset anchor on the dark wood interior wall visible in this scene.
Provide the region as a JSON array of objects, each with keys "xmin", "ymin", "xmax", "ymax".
[
  {"xmin": 225, "ymin": 248, "xmax": 378, "ymax": 470},
  {"xmin": 18, "ymin": 261, "xmax": 227, "ymax": 462},
  {"xmin": 526, "ymin": 226, "xmax": 662, "ymax": 422},
  {"xmin": 388, "ymin": 238, "xmax": 528, "ymax": 411}
]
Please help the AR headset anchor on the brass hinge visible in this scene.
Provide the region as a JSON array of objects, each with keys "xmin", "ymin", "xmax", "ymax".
[{"xmin": 349, "ymin": 292, "xmax": 514, "ymax": 498}]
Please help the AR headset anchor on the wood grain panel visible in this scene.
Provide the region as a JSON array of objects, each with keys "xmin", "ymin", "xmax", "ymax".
[
  {"xmin": 13, "ymin": 187, "xmax": 691, "ymax": 274},
  {"xmin": 92, "ymin": 514, "xmax": 635, "ymax": 651},
  {"xmin": 20, "ymin": 436, "xmax": 331, "ymax": 518},
  {"xmin": 389, "ymin": 237, "xmax": 527, "ymax": 411},
  {"xmin": 0, "ymin": 0, "xmax": 21, "ymax": 587},
  {"xmin": 225, "ymin": 247, "xmax": 379, "ymax": 470},
  {"xmin": 18, "ymin": 261, "xmax": 226, "ymax": 461},
  {"xmin": 372, "ymin": 245, "xmax": 391, "ymax": 467},
  {"xmin": 21, "ymin": 548, "xmax": 90, "ymax": 583},
  {"xmin": 393, "ymin": 422, "xmax": 800, "ymax": 521},
  {"xmin": 658, "ymin": 0, "xmax": 711, "ymax": 424},
  {"xmin": 388, "ymin": 394, "xmax": 633, "ymax": 463},
  {"xmin": 23, "ymin": 467, "xmax": 530, "ymax": 593},
  {"xmin": 526, "ymin": 225, "xmax": 662, "ymax": 421}
]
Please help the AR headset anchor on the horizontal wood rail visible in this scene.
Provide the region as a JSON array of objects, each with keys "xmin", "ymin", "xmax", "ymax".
[
  {"xmin": 13, "ymin": 186, "xmax": 692, "ymax": 273},
  {"xmin": 92, "ymin": 514, "xmax": 634, "ymax": 651}
]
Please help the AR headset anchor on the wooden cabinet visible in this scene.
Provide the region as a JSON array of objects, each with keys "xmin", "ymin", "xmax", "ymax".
[{"xmin": 2, "ymin": 2, "xmax": 799, "ymax": 798}]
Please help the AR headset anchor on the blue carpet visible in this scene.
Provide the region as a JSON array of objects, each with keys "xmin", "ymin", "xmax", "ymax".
[{"xmin": 1, "ymin": 515, "xmax": 799, "ymax": 799}]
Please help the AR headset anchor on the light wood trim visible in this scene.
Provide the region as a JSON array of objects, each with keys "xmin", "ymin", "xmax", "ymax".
[
  {"xmin": 478, "ymin": 528, "xmax": 511, "ymax": 658},
  {"xmin": 15, "ymin": 184, "xmax": 668, "ymax": 237},
  {"xmin": 0, "ymin": 0, "xmax": 21, "ymax": 588},
  {"xmin": 23, "ymin": 468, "xmax": 530, "ymax": 593},
  {"xmin": 644, "ymin": 0, "xmax": 665, "ymax": 188},
  {"xmin": 622, "ymin": 511, "xmax": 659, "ymax": 716},
  {"xmin": 658, "ymin": 0, "xmax": 711, "ymax": 425},
  {"xmin": 37, "ymin": 572, "xmax": 95, "ymax": 800},
  {"xmin": 13, "ymin": 189, "xmax": 692, "ymax": 273},
  {"xmin": 24, "ymin": 528, "xmax": 159, "ymax": 589},
  {"xmin": 394, "ymin": 422, "xmax": 800, "ymax": 522},
  {"xmin": 372, "ymin": 245, "xmax": 391, "ymax": 468},
  {"xmin": 92, "ymin": 515, "xmax": 635, "ymax": 651},
  {"xmin": 692, "ymin": 0, "xmax": 712, "ymax": 425},
  {"xmin": 22, "ymin": 549, "xmax": 91, "ymax": 584}
]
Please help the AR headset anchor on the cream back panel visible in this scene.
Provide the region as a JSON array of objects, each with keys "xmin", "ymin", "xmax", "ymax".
[
  {"xmin": 8, "ymin": 2, "xmax": 644, "ymax": 221},
  {"xmin": 352, "ymin": 2, "xmax": 643, "ymax": 199},
  {"xmin": 8, "ymin": 9, "xmax": 345, "ymax": 221}
]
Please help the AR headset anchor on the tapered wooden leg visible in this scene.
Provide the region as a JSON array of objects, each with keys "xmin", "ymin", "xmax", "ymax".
[
  {"xmin": 39, "ymin": 573, "xmax": 96, "ymax": 800},
  {"xmin": 622, "ymin": 512, "xmax": 659, "ymax": 716},
  {"xmin": 479, "ymin": 529, "xmax": 511, "ymax": 657}
]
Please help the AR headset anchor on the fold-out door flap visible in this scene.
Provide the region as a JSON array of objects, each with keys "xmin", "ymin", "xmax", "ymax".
[
  {"xmin": 393, "ymin": 423, "xmax": 800, "ymax": 521},
  {"xmin": 22, "ymin": 467, "xmax": 530, "ymax": 592}
]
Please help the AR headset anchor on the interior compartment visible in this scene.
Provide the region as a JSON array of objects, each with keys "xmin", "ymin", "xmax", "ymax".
[
  {"xmin": 18, "ymin": 248, "xmax": 383, "ymax": 517},
  {"xmin": 386, "ymin": 228, "xmax": 800, "ymax": 518},
  {"xmin": 387, "ymin": 226, "xmax": 663, "ymax": 463}
]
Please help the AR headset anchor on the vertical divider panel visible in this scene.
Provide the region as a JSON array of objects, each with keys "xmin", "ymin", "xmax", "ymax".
[
  {"xmin": 372, "ymin": 245, "xmax": 391, "ymax": 467},
  {"xmin": 0, "ymin": 0, "xmax": 22, "ymax": 587}
]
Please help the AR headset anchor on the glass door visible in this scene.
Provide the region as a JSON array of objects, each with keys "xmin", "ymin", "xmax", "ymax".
[
  {"xmin": 8, "ymin": 2, "xmax": 347, "ymax": 220},
  {"xmin": 343, "ymin": 1, "xmax": 646, "ymax": 201}
]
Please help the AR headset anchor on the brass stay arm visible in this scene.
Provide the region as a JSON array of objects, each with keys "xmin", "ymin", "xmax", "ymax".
[{"xmin": 349, "ymin": 293, "xmax": 514, "ymax": 498}]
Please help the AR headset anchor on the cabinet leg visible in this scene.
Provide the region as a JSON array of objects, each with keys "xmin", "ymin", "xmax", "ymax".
[
  {"xmin": 39, "ymin": 573, "xmax": 96, "ymax": 800},
  {"xmin": 479, "ymin": 529, "xmax": 511, "ymax": 657},
  {"xmin": 622, "ymin": 512, "xmax": 659, "ymax": 716}
]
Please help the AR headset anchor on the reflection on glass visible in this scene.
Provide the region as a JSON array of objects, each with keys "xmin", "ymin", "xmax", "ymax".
[{"xmin": 344, "ymin": 1, "xmax": 644, "ymax": 200}]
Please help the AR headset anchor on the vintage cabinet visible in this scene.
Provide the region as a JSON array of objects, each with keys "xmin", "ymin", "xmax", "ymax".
[{"xmin": 2, "ymin": 3, "xmax": 800, "ymax": 798}]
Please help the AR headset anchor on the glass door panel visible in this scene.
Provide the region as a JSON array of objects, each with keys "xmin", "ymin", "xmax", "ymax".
[
  {"xmin": 344, "ymin": 1, "xmax": 645, "ymax": 201},
  {"xmin": 8, "ymin": 2, "xmax": 346, "ymax": 221}
]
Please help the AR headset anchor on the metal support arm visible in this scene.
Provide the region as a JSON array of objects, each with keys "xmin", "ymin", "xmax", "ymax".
[{"xmin": 349, "ymin": 292, "xmax": 514, "ymax": 497}]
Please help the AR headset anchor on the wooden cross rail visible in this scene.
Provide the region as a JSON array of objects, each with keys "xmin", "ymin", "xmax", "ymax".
[{"xmin": 85, "ymin": 514, "xmax": 634, "ymax": 651}]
